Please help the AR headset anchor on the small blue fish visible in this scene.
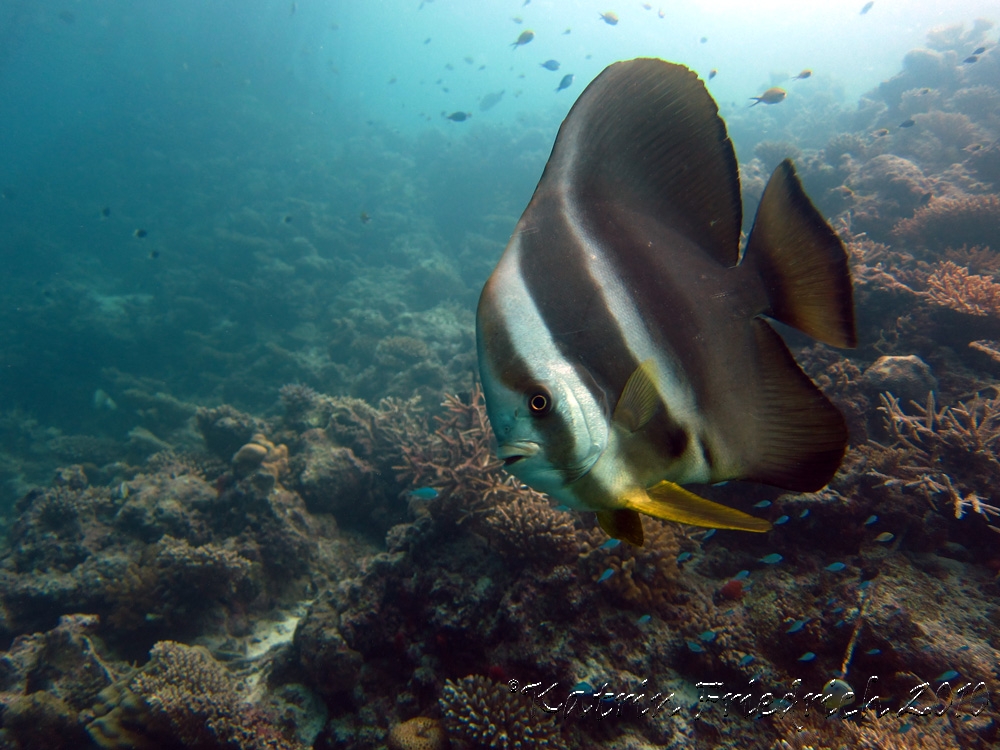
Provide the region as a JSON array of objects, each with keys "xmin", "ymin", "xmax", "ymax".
[
  {"xmin": 597, "ymin": 568, "xmax": 615, "ymax": 582},
  {"xmin": 555, "ymin": 504, "xmax": 572, "ymax": 511},
  {"xmin": 636, "ymin": 614, "xmax": 652, "ymax": 625},
  {"xmin": 556, "ymin": 74, "xmax": 574, "ymax": 92},
  {"xmin": 935, "ymin": 670, "xmax": 959, "ymax": 682},
  {"xmin": 899, "ymin": 721, "xmax": 912, "ymax": 734},
  {"xmin": 600, "ymin": 538, "xmax": 622, "ymax": 550},
  {"xmin": 865, "ymin": 648, "xmax": 881, "ymax": 655},
  {"xmin": 760, "ymin": 553, "xmax": 783, "ymax": 564},
  {"xmin": 864, "ymin": 514, "xmax": 878, "ymax": 526},
  {"xmin": 739, "ymin": 654, "xmax": 755, "ymax": 666},
  {"xmin": 831, "ymin": 607, "xmax": 844, "ymax": 614},
  {"xmin": 702, "ymin": 529, "xmax": 716, "ymax": 540},
  {"xmin": 825, "ymin": 562, "xmax": 847, "ymax": 572},
  {"xmin": 571, "ymin": 681, "xmax": 595, "ymax": 694},
  {"xmin": 859, "ymin": 580, "xmax": 872, "ymax": 590},
  {"xmin": 734, "ymin": 570, "xmax": 750, "ymax": 580},
  {"xmin": 753, "ymin": 500, "xmax": 772, "ymax": 509},
  {"xmin": 774, "ymin": 515, "xmax": 789, "ymax": 525},
  {"xmin": 787, "ymin": 618, "xmax": 809, "ymax": 633},
  {"xmin": 957, "ymin": 645, "xmax": 970, "ymax": 651},
  {"xmin": 835, "ymin": 620, "xmax": 845, "ymax": 627},
  {"xmin": 799, "ymin": 508, "xmax": 810, "ymax": 518},
  {"xmin": 677, "ymin": 551, "xmax": 693, "ymax": 563},
  {"xmin": 686, "ymin": 640, "xmax": 705, "ymax": 653},
  {"xmin": 798, "ymin": 652, "xmax": 816, "ymax": 661},
  {"xmin": 408, "ymin": 487, "xmax": 439, "ymax": 500},
  {"xmin": 874, "ymin": 532, "xmax": 894, "ymax": 543},
  {"xmin": 699, "ymin": 629, "xmax": 716, "ymax": 642}
]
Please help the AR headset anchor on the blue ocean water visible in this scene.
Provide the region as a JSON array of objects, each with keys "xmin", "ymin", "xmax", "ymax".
[{"xmin": 2, "ymin": 4, "xmax": 1000, "ymax": 747}]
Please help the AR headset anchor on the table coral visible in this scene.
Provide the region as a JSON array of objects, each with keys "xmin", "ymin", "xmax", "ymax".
[{"xmin": 440, "ymin": 674, "xmax": 565, "ymax": 750}]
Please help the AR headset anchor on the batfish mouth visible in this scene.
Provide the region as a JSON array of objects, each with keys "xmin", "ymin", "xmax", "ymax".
[{"xmin": 497, "ymin": 441, "xmax": 539, "ymax": 467}]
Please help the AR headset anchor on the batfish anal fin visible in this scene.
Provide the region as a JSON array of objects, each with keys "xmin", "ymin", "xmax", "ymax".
[
  {"xmin": 744, "ymin": 318, "xmax": 849, "ymax": 490},
  {"xmin": 624, "ymin": 483, "xmax": 771, "ymax": 532},
  {"xmin": 612, "ymin": 359, "xmax": 660, "ymax": 432},
  {"xmin": 745, "ymin": 159, "xmax": 857, "ymax": 348},
  {"xmin": 597, "ymin": 509, "xmax": 645, "ymax": 546},
  {"xmin": 540, "ymin": 58, "xmax": 742, "ymax": 267}
]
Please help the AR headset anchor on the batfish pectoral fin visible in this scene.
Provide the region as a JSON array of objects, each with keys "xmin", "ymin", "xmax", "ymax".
[
  {"xmin": 623, "ymin": 482, "xmax": 772, "ymax": 533},
  {"xmin": 612, "ymin": 359, "xmax": 660, "ymax": 432},
  {"xmin": 597, "ymin": 509, "xmax": 645, "ymax": 547}
]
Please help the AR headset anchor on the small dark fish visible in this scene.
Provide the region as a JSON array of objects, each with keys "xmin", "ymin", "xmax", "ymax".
[
  {"xmin": 658, "ymin": 8, "xmax": 665, "ymax": 18},
  {"xmin": 289, "ymin": 2, "xmax": 296, "ymax": 16},
  {"xmin": 512, "ymin": 16, "xmax": 523, "ymax": 24},
  {"xmin": 642, "ymin": 3, "xmax": 652, "ymax": 9},
  {"xmin": 523, "ymin": 0, "xmax": 531, "ymax": 5},
  {"xmin": 860, "ymin": 1, "xmax": 874, "ymax": 14},
  {"xmin": 899, "ymin": 118, "xmax": 915, "ymax": 128},
  {"xmin": 149, "ymin": 250, "xmax": 160, "ymax": 259},
  {"xmin": 700, "ymin": 36, "xmax": 708, "ymax": 43},
  {"xmin": 963, "ymin": 55, "xmax": 978, "ymax": 64},
  {"xmin": 511, "ymin": 30, "xmax": 534, "ymax": 48},
  {"xmin": 134, "ymin": 229, "xmax": 147, "ymax": 238},
  {"xmin": 445, "ymin": 111, "xmax": 472, "ymax": 121},
  {"xmin": 973, "ymin": 46, "xmax": 986, "ymax": 55},
  {"xmin": 387, "ymin": 76, "xmax": 397, "ymax": 84},
  {"xmin": 599, "ymin": 12, "xmax": 619, "ymax": 25},
  {"xmin": 424, "ymin": 37, "xmax": 432, "ymax": 44},
  {"xmin": 793, "ymin": 69, "xmax": 812, "ymax": 80},
  {"xmin": 540, "ymin": 59, "xmax": 561, "ymax": 71},
  {"xmin": 100, "ymin": 206, "xmax": 111, "ymax": 218},
  {"xmin": 872, "ymin": 128, "xmax": 889, "ymax": 137},
  {"xmin": 556, "ymin": 74, "xmax": 574, "ymax": 92},
  {"xmin": 360, "ymin": 211, "xmax": 371, "ymax": 224},
  {"xmin": 58, "ymin": 9, "xmax": 75, "ymax": 24},
  {"xmin": 708, "ymin": 69, "xmax": 717, "ymax": 80},
  {"xmin": 283, "ymin": 215, "xmax": 293, "ymax": 223},
  {"xmin": 750, "ymin": 87, "xmax": 786, "ymax": 106},
  {"xmin": 463, "ymin": 56, "xmax": 474, "ymax": 65},
  {"xmin": 564, "ymin": 28, "xmax": 572, "ymax": 35}
]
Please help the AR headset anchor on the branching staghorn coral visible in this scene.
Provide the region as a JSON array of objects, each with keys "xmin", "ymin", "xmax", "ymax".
[
  {"xmin": 875, "ymin": 391, "xmax": 1000, "ymax": 523},
  {"xmin": 394, "ymin": 384, "xmax": 541, "ymax": 528},
  {"xmin": 923, "ymin": 260, "xmax": 1000, "ymax": 316},
  {"xmin": 440, "ymin": 675, "xmax": 565, "ymax": 750}
]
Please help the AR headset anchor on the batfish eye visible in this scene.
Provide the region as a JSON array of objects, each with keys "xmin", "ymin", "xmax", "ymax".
[{"xmin": 528, "ymin": 389, "xmax": 551, "ymax": 415}]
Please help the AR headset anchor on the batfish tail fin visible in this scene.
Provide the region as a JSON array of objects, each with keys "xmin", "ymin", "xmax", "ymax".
[
  {"xmin": 745, "ymin": 159, "xmax": 856, "ymax": 349},
  {"xmin": 622, "ymin": 483, "xmax": 772, "ymax": 533}
]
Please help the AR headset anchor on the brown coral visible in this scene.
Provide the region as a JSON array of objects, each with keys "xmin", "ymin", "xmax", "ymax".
[
  {"xmin": 387, "ymin": 717, "xmax": 447, "ymax": 750},
  {"xmin": 86, "ymin": 641, "xmax": 304, "ymax": 750},
  {"xmin": 924, "ymin": 260, "xmax": 1000, "ymax": 316},
  {"xmin": 482, "ymin": 496, "xmax": 578, "ymax": 564},
  {"xmin": 440, "ymin": 675, "xmax": 565, "ymax": 750},
  {"xmin": 893, "ymin": 193, "xmax": 1000, "ymax": 252}
]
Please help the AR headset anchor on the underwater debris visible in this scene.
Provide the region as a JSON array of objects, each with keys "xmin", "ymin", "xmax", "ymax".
[{"xmin": 441, "ymin": 675, "xmax": 565, "ymax": 749}]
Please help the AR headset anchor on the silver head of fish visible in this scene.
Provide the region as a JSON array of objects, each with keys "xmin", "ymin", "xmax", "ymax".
[{"xmin": 477, "ymin": 256, "xmax": 608, "ymax": 503}]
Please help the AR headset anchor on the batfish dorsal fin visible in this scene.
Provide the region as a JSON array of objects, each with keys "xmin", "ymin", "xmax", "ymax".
[
  {"xmin": 536, "ymin": 58, "xmax": 742, "ymax": 266},
  {"xmin": 744, "ymin": 318, "xmax": 849, "ymax": 490},
  {"xmin": 745, "ymin": 159, "xmax": 857, "ymax": 348}
]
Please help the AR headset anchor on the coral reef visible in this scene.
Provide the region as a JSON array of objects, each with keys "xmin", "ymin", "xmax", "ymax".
[
  {"xmin": 440, "ymin": 675, "xmax": 565, "ymax": 750},
  {"xmin": 387, "ymin": 717, "xmax": 447, "ymax": 750},
  {"xmin": 893, "ymin": 194, "xmax": 1000, "ymax": 252}
]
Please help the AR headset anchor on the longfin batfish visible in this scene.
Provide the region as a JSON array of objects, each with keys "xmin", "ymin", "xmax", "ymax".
[{"xmin": 476, "ymin": 58, "xmax": 856, "ymax": 546}]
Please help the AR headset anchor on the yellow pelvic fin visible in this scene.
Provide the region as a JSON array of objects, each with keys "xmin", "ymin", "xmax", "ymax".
[
  {"xmin": 612, "ymin": 359, "xmax": 660, "ymax": 432},
  {"xmin": 597, "ymin": 509, "xmax": 645, "ymax": 547},
  {"xmin": 623, "ymin": 481, "xmax": 772, "ymax": 533}
]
